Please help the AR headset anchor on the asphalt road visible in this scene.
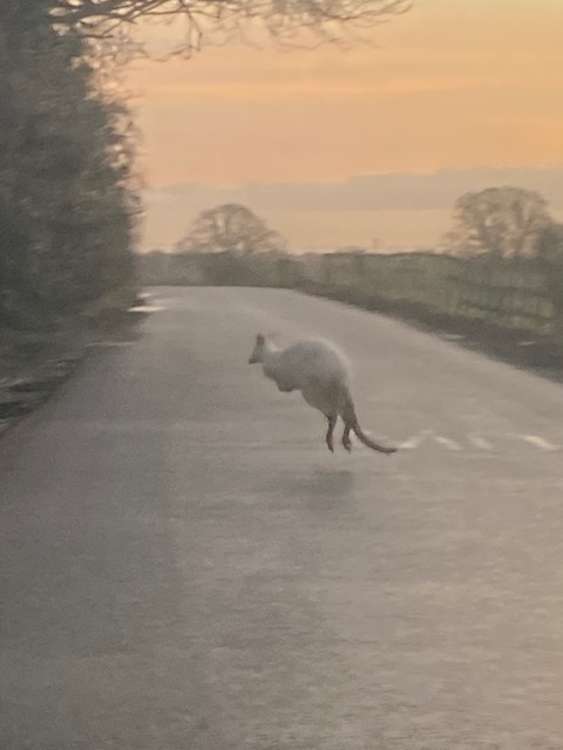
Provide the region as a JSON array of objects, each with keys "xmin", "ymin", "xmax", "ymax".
[{"xmin": 2, "ymin": 287, "xmax": 563, "ymax": 750}]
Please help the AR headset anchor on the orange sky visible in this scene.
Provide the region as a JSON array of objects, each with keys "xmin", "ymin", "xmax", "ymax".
[{"xmin": 126, "ymin": 0, "xmax": 563, "ymax": 250}]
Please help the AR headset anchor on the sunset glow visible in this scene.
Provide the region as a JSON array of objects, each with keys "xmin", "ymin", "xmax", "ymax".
[{"xmin": 127, "ymin": 0, "xmax": 563, "ymax": 250}]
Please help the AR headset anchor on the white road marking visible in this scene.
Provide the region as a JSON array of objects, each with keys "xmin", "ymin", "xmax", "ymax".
[
  {"xmin": 397, "ymin": 431, "xmax": 561, "ymax": 454},
  {"xmin": 399, "ymin": 436, "xmax": 423, "ymax": 450},
  {"xmin": 468, "ymin": 435, "xmax": 493, "ymax": 451},
  {"xmin": 399, "ymin": 430, "xmax": 432, "ymax": 450},
  {"xmin": 520, "ymin": 435, "xmax": 559, "ymax": 451},
  {"xmin": 128, "ymin": 304, "xmax": 165, "ymax": 313},
  {"xmin": 434, "ymin": 436, "xmax": 462, "ymax": 451}
]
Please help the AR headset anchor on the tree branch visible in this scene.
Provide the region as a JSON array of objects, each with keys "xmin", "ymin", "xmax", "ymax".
[{"xmin": 49, "ymin": 0, "xmax": 412, "ymax": 54}]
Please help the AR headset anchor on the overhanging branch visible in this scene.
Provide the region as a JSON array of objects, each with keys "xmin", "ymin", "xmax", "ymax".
[{"xmin": 49, "ymin": 0, "xmax": 412, "ymax": 54}]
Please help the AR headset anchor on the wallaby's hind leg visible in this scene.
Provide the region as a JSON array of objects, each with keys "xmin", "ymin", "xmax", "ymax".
[
  {"xmin": 325, "ymin": 414, "xmax": 337, "ymax": 453},
  {"xmin": 342, "ymin": 422, "xmax": 353, "ymax": 452}
]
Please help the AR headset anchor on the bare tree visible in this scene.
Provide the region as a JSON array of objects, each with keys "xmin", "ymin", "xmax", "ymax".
[
  {"xmin": 46, "ymin": 0, "xmax": 412, "ymax": 55},
  {"xmin": 176, "ymin": 203, "xmax": 287, "ymax": 254},
  {"xmin": 445, "ymin": 186, "xmax": 552, "ymax": 259}
]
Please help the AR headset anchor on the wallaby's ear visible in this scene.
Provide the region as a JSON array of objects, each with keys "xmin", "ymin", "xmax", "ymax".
[{"xmin": 256, "ymin": 333, "xmax": 265, "ymax": 345}]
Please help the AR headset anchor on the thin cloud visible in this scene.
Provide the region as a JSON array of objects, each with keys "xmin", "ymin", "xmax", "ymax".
[{"xmin": 145, "ymin": 167, "xmax": 563, "ymax": 214}]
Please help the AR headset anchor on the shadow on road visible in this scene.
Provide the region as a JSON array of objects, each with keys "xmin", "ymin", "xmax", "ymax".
[{"xmin": 285, "ymin": 468, "xmax": 356, "ymax": 512}]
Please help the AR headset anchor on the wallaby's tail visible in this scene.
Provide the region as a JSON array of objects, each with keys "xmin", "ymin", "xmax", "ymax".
[
  {"xmin": 342, "ymin": 386, "xmax": 397, "ymax": 455},
  {"xmin": 353, "ymin": 423, "xmax": 397, "ymax": 454}
]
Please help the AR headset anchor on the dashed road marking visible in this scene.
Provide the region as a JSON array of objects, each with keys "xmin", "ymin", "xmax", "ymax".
[
  {"xmin": 128, "ymin": 304, "xmax": 165, "ymax": 313},
  {"xmin": 399, "ymin": 430, "xmax": 432, "ymax": 450},
  {"xmin": 400, "ymin": 435, "xmax": 424, "ymax": 450},
  {"xmin": 396, "ymin": 432, "xmax": 561, "ymax": 454},
  {"xmin": 520, "ymin": 435, "xmax": 559, "ymax": 451},
  {"xmin": 468, "ymin": 435, "xmax": 494, "ymax": 451},
  {"xmin": 434, "ymin": 436, "xmax": 462, "ymax": 451}
]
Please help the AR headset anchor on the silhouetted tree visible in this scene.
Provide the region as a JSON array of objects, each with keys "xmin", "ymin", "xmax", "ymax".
[
  {"xmin": 176, "ymin": 204, "xmax": 286, "ymax": 255},
  {"xmin": 445, "ymin": 187, "xmax": 552, "ymax": 259}
]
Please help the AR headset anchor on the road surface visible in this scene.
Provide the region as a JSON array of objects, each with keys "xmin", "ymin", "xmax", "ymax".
[{"xmin": 2, "ymin": 287, "xmax": 563, "ymax": 750}]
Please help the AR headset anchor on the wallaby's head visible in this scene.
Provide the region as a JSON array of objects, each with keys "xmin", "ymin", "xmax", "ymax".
[{"xmin": 248, "ymin": 333, "xmax": 266, "ymax": 364}]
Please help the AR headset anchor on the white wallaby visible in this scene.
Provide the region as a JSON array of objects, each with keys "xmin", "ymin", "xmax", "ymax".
[{"xmin": 248, "ymin": 333, "xmax": 397, "ymax": 454}]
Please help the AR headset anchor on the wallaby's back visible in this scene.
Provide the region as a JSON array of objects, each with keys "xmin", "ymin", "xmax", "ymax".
[{"xmin": 274, "ymin": 339, "xmax": 350, "ymax": 391}]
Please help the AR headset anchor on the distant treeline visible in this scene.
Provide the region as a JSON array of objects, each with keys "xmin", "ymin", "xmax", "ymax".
[
  {"xmin": 0, "ymin": 5, "xmax": 137, "ymax": 330},
  {"xmin": 139, "ymin": 248, "xmax": 563, "ymax": 337}
]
